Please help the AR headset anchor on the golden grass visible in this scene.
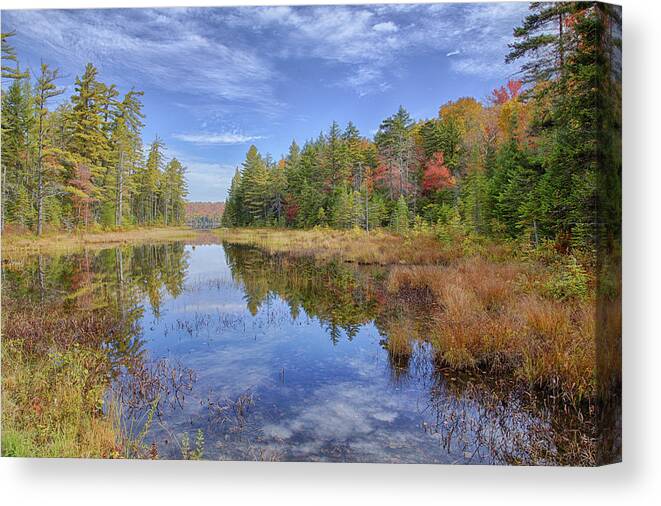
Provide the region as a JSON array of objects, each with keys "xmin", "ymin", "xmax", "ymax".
[
  {"xmin": 0, "ymin": 301, "xmax": 125, "ymax": 458},
  {"xmin": 1, "ymin": 226, "xmax": 201, "ymax": 260},
  {"xmin": 215, "ymin": 227, "xmax": 454, "ymax": 265},
  {"xmin": 1, "ymin": 338, "xmax": 120, "ymax": 458},
  {"xmin": 386, "ymin": 257, "xmax": 597, "ymax": 402},
  {"xmin": 384, "ymin": 319, "xmax": 414, "ymax": 359}
]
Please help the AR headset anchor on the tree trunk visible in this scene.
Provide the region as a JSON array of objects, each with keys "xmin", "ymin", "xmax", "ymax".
[
  {"xmin": 115, "ymin": 150, "xmax": 124, "ymax": 227},
  {"xmin": 1, "ymin": 165, "xmax": 6, "ymax": 232},
  {"xmin": 36, "ymin": 114, "xmax": 45, "ymax": 236}
]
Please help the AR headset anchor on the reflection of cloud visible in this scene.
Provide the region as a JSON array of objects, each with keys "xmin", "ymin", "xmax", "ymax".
[
  {"xmin": 264, "ymin": 382, "xmax": 401, "ymax": 442},
  {"xmin": 178, "ymin": 303, "xmax": 246, "ymax": 314}
]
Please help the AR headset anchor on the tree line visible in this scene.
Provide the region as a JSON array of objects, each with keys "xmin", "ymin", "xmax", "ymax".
[
  {"xmin": 1, "ymin": 32, "xmax": 188, "ymax": 234},
  {"xmin": 222, "ymin": 2, "xmax": 621, "ymax": 253}
]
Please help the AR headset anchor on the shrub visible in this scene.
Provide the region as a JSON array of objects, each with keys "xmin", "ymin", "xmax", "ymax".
[{"xmin": 544, "ymin": 256, "xmax": 589, "ymax": 300}]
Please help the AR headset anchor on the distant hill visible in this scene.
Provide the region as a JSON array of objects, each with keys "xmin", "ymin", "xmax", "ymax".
[{"xmin": 185, "ymin": 201, "xmax": 224, "ymax": 228}]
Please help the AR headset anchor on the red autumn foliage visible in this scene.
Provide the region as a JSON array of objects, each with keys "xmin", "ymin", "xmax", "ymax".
[
  {"xmin": 374, "ymin": 159, "xmax": 417, "ymax": 199},
  {"xmin": 491, "ymin": 79, "xmax": 523, "ymax": 105},
  {"xmin": 69, "ymin": 163, "xmax": 96, "ymax": 227},
  {"xmin": 422, "ymin": 152, "xmax": 455, "ymax": 194},
  {"xmin": 491, "ymin": 87, "xmax": 509, "ymax": 105},
  {"xmin": 507, "ymin": 79, "xmax": 522, "ymax": 99},
  {"xmin": 284, "ymin": 198, "xmax": 300, "ymax": 224}
]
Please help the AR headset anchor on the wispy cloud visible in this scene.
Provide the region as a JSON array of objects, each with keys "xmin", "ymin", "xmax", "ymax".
[
  {"xmin": 223, "ymin": 3, "xmax": 528, "ymax": 95},
  {"xmin": 173, "ymin": 132, "xmax": 264, "ymax": 145},
  {"xmin": 1, "ymin": 9, "xmax": 276, "ymax": 108},
  {"xmin": 2, "ymin": 4, "xmax": 528, "ymax": 101}
]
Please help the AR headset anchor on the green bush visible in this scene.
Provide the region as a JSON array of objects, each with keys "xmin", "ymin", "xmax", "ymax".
[{"xmin": 544, "ymin": 256, "xmax": 589, "ymax": 300}]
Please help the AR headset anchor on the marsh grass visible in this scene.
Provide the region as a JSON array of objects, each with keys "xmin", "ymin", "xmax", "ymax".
[
  {"xmin": 0, "ymin": 300, "xmax": 189, "ymax": 458},
  {"xmin": 215, "ymin": 227, "xmax": 468, "ymax": 265},
  {"xmin": 1, "ymin": 336, "xmax": 121, "ymax": 458},
  {"xmin": 385, "ymin": 257, "xmax": 597, "ymax": 403},
  {"xmin": 2, "ymin": 226, "xmax": 200, "ymax": 260}
]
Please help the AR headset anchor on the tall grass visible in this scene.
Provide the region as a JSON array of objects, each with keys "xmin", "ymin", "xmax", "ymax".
[
  {"xmin": 2, "ymin": 226, "xmax": 200, "ymax": 259},
  {"xmin": 2, "ymin": 302, "xmax": 143, "ymax": 458},
  {"xmin": 386, "ymin": 256, "xmax": 597, "ymax": 403},
  {"xmin": 1, "ymin": 337, "xmax": 120, "ymax": 458},
  {"xmin": 216, "ymin": 227, "xmax": 459, "ymax": 265}
]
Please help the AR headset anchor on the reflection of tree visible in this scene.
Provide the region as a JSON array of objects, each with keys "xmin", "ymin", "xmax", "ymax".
[
  {"xmin": 223, "ymin": 243, "xmax": 381, "ymax": 343},
  {"xmin": 2, "ymin": 242, "xmax": 190, "ymax": 366},
  {"xmin": 421, "ymin": 360, "xmax": 598, "ymax": 466}
]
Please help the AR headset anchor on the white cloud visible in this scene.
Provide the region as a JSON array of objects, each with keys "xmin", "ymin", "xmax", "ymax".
[
  {"xmin": 372, "ymin": 21, "xmax": 398, "ymax": 33},
  {"xmin": 224, "ymin": 3, "xmax": 528, "ymax": 94},
  {"xmin": 2, "ymin": 3, "xmax": 529, "ymax": 113},
  {"xmin": 173, "ymin": 132, "xmax": 264, "ymax": 145},
  {"xmin": 2, "ymin": 9, "xmax": 276, "ymax": 107},
  {"xmin": 163, "ymin": 145, "xmax": 237, "ymax": 201}
]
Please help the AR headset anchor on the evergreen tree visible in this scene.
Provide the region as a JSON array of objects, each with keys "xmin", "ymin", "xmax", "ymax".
[
  {"xmin": 1, "ymin": 70, "xmax": 33, "ymax": 228},
  {"xmin": 1, "ymin": 31, "xmax": 28, "ymax": 81},
  {"xmin": 391, "ymin": 195, "xmax": 409, "ymax": 234},
  {"xmin": 138, "ymin": 137, "xmax": 165, "ymax": 224},
  {"xmin": 69, "ymin": 63, "xmax": 111, "ymax": 167},
  {"xmin": 375, "ymin": 106, "xmax": 418, "ymax": 200},
  {"xmin": 222, "ymin": 168, "xmax": 243, "ymax": 227},
  {"xmin": 34, "ymin": 63, "xmax": 64, "ymax": 235},
  {"xmin": 111, "ymin": 90, "xmax": 144, "ymax": 226},
  {"xmin": 240, "ymin": 145, "xmax": 270, "ymax": 225}
]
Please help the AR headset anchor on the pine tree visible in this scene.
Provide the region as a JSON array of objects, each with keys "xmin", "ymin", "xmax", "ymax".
[
  {"xmin": 222, "ymin": 168, "xmax": 242, "ymax": 227},
  {"xmin": 111, "ymin": 90, "xmax": 144, "ymax": 226},
  {"xmin": 391, "ymin": 195, "xmax": 409, "ymax": 234},
  {"xmin": 240, "ymin": 145, "xmax": 270, "ymax": 225},
  {"xmin": 69, "ymin": 63, "xmax": 110, "ymax": 167},
  {"xmin": 34, "ymin": 63, "xmax": 64, "ymax": 235},
  {"xmin": 162, "ymin": 158, "xmax": 187, "ymax": 225},
  {"xmin": 1, "ymin": 70, "xmax": 33, "ymax": 229},
  {"xmin": 1, "ymin": 31, "xmax": 28, "ymax": 81},
  {"xmin": 138, "ymin": 137, "xmax": 165, "ymax": 224},
  {"xmin": 375, "ymin": 106, "xmax": 418, "ymax": 200},
  {"xmin": 505, "ymin": 2, "xmax": 576, "ymax": 84}
]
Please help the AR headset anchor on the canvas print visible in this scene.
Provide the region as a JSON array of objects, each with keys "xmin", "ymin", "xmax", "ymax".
[{"xmin": 0, "ymin": 2, "xmax": 621, "ymax": 465}]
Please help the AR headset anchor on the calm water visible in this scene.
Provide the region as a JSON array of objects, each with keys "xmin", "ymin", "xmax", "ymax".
[{"xmin": 2, "ymin": 240, "xmax": 584, "ymax": 464}]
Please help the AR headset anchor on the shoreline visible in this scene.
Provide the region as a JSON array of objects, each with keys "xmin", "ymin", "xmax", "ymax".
[{"xmin": 1, "ymin": 226, "xmax": 204, "ymax": 260}]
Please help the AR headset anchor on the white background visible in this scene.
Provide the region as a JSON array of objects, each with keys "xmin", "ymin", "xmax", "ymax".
[{"xmin": 1, "ymin": 1, "xmax": 658, "ymax": 505}]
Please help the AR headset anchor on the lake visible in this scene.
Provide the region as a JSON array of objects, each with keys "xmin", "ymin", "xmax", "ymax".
[{"xmin": 2, "ymin": 239, "xmax": 591, "ymax": 464}]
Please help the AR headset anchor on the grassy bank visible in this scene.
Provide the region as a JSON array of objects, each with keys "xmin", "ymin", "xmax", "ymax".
[
  {"xmin": 214, "ymin": 226, "xmax": 515, "ymax": 265},
  {"xmin": 1, "ymin": 226, "xmax": 200, "ymax": 260},
  {"xmin": 1, "ymin": 298, "xmax": 198, "ymax": 459},
  {"xmin": 216, "ymin": 227, "xmax": 600, "ymax": 403},
  {"xmin": 1, "ymin": 303, "xmax": 122, "ymax": 458}
]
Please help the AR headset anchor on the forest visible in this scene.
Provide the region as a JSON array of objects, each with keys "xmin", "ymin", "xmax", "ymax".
[
  {"xmin": 1, "ymin": 33, "xmax": 188, "ymax": 235},
  {"xmin": 222, "ymin": 2, "xmax": 621, "ymax": 257}
]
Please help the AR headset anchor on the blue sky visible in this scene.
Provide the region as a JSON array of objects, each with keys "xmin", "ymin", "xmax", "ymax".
[{"xmin": 2, "ymin": 3, "xmax": 529, "ymax": 201}]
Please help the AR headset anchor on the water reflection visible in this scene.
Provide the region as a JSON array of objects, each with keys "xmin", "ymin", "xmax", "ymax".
[{"xmin": 2, "ymin": 241, "xmax": 596, "ymax": 464}]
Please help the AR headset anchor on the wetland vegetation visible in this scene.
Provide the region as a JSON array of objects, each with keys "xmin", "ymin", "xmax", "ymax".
[{"xmin": 2, "ymin": 235, "xmax": 618, "ymax": 464}]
